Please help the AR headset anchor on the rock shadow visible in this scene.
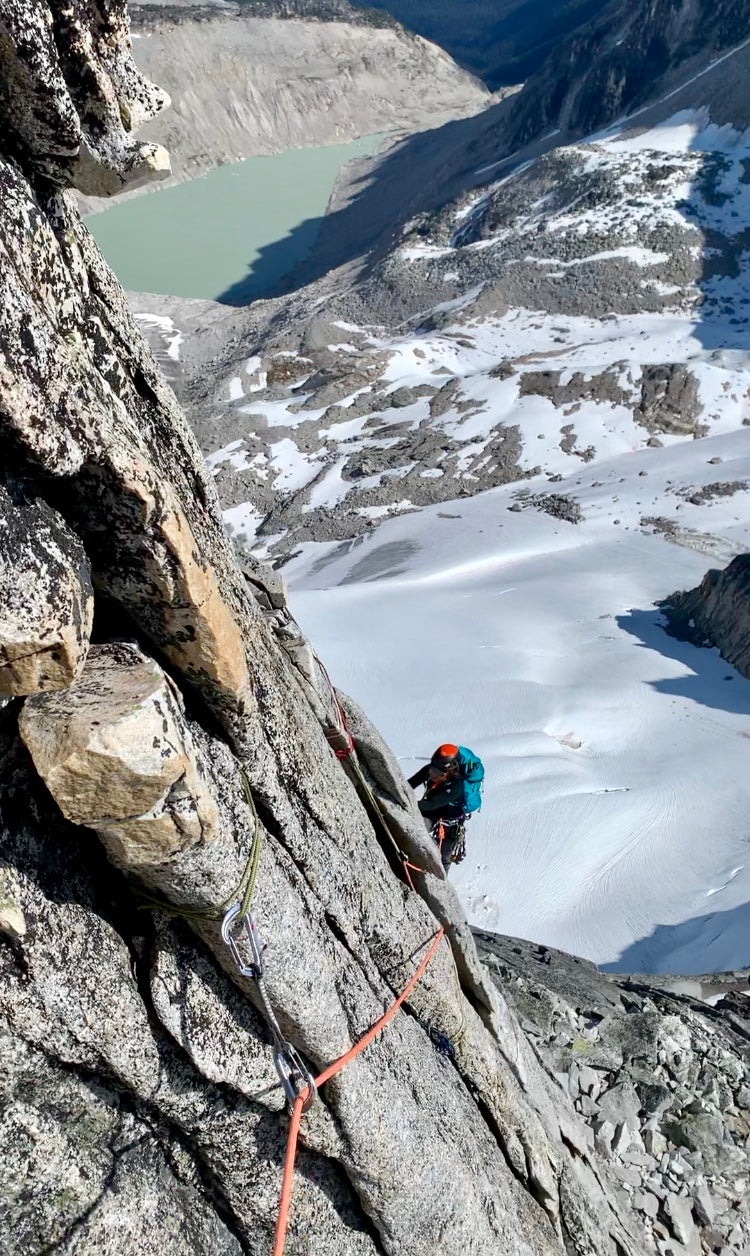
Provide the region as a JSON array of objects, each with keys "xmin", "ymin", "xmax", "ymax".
[
  {"xmin": 216, "ymin": 214, "xmax": 325, "ymax": 306},
  {"xmin": 602, "ymin": 897, "xmax": 750, "ymax": 974},
  {"xmin": 616, "ymin": 608, "xmax": 750, "ymax": 717},
  {"xmin": 682, "ymin": 128, "xmax": 750, "ymax": 356},
  {"xmin": 339, "ymin": 539, "xmax": 420, "ymax": 584}
]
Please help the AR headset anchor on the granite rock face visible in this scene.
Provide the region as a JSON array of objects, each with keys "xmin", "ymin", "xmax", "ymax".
[{"xmin": 0, "ymin": 483, "xmax": 93, "ymax": 695}]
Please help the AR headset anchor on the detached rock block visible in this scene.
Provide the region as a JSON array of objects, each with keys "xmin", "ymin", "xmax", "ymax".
[
  {"xmin": 635, "ymin": 365, "xmax": 703, "ymax": 435},
  {"xmin": 0, "ymin": 485, "xmax": 93, "ymax": 695},
  {"xmin": 19, "ymin": 643, "xmax": 219, "ymax": 868}
]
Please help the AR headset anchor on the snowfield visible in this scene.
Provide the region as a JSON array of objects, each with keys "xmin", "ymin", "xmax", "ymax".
[{"xmin": 288, "ymin": 429, "xmax": 750, "ymax": 976}]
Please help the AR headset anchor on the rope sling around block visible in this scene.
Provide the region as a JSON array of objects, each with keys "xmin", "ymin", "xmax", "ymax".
[{"xmin": 272, "ymin": 925, "xmax": 446, "ymax": 1256}]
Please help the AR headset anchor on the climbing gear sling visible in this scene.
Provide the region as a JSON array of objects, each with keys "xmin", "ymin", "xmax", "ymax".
[
  {"xmin": 137, "ymin": 768, "xmax": 262, "ymax": 922},
  {"xmin": 432, "ymin": 815, "xmax": 467, "ymax": 864}
]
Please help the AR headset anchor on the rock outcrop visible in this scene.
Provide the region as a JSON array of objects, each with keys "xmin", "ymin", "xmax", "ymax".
[
  {"xmin": 478, "ymin": 933, "xmax": 750, "ymax": 1255},
  {"xmin": 19, "ymin": 644, "xmax": 221, "ymax": 870},
  {"xmin": 635, "ymin": 366, "xmax": 704, "ymax": 437},
  {"xmin": 659, "ymin": 554, "xmax": 750, "ymax": 680}
]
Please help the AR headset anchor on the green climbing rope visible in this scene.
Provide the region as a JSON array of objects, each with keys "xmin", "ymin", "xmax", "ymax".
[{"xmin": 137, "ymin": 767, "xmax": 263, "ymax": 922}]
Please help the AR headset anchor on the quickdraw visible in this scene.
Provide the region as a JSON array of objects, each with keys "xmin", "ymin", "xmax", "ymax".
[{"xmin": 221, "ymin": 904, "xmax": 318, "ymax": 1113}]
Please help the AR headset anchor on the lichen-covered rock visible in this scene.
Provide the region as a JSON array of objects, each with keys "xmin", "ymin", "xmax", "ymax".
[
  {"xmin": 0, "ymin": 483, "xmax": 93, "ymax": 695},
  {"xmin": 0, "ymin": 0, "xmax": 170, "ymax": 194},
  {"xmin": 659, "ymin": 554, "xmax": 750, "ymax": 680},
  {"xmin": 0, "ymin": 154, "xmax": 253, "ymax": 735},
  {"xmin": 19, "ymin": 643, "xmax": 220, "ymax": 869}
]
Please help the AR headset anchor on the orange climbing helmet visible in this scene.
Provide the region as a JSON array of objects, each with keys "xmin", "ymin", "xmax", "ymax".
[{"xmin": 429, "ymin": 743, "xmax": 460, "ymax": 780}]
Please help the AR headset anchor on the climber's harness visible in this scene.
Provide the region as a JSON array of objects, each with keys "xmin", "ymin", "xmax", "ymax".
[{"xmin": 432, "ymin": 815, "xmax": 467, "ymax": 864}]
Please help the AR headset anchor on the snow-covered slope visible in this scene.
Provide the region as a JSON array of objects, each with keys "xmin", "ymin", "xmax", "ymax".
[
  {"xmin": 196, "ymin": 111, "xmax": 750, "ymax": 550},
  {"xmin": 289, "ymin": 427, "xmax": 750, "ymax": 976}
]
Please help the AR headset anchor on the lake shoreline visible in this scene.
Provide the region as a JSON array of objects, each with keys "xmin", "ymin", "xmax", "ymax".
[{"xmin": 89, "ymin": 133, "xmax": 387, "ymax": 305}]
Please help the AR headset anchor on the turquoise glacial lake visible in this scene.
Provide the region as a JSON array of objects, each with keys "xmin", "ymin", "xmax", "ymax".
[{"xmin": 89, "ymin": 135, "xmax": 382, "ymax": 305}]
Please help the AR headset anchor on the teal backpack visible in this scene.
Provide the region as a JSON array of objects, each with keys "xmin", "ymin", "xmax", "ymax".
[{"xmin": 458, "ymin": 746, "xmax": 484, "ymax": 814}]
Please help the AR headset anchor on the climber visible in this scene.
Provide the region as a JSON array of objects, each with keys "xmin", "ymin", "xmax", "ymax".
[{"xmin": 408, "ymin": 744, "xmax": 484, "ymax": 871}]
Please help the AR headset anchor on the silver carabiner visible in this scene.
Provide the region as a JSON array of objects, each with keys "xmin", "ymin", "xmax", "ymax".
[
  {"xmin": 274, "ymin": 1042, "xmax": 318, "ymax": 1113},
  {"xmin": 221, "ymin": 904, "xmax": 265, "ymax": 979}
]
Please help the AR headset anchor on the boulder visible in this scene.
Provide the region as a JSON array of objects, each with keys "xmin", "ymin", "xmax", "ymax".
[
  {"xmin": 19, "ymin": 644, "xmax": 220, "ymax": 870},
  {"xmin": 597, "ymin": 1080, "xmax": 642, "ymax": 1133},
  {"xmin": 0, "ymin": 484, "xmax": 93, "ymax": 695},
  {"xmin": 634, "ymin": 365, "xmax": 703, "ymax": 435},
  {"xmin": 691, "ymin": 1179, "xmax": 715, "ymax": 1227},
  {"xmin": 662, "ymin": 1193, "xmax": 699, "ymax": 1248}
]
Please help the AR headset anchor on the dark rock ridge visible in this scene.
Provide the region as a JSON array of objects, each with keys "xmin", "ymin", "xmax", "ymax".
[
  {"xmin": 348, "ymin": 0, "xmax": 611, "ymax": 89},
  {"xmin": 0, "ymin": 5, "xmax": 655, "ymax": 1255},
  {"xmin": 659, "ymin": 555, "xmax": 750, "ymax": 680},
  {"xmin": 504, "ymin": 0, "xmax": 750, "ymax": 153}
]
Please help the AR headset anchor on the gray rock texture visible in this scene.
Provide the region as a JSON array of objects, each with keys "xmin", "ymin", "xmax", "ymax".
[
  {"xmin": 635, "ymin": 366, "xmax": 704, "ymax": 437},
  {"xmin": 477, "ymin": 932, "xmax": 750, "ymax": 1254},
  {"xmin": 659, "ymin": 554, "xmax": 750, "ymax": 679},
  {"xmin": 0, "ymin": 483, "xmax": 93, "ymax": 695},
  {"xmin": 0, "ymin": 6, "xmax": 651, "ymax": 1256}
]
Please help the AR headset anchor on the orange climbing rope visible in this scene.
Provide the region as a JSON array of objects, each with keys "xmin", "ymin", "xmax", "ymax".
[{"xmin": 272, "ymin": 926, "xmax": 446, "ymax": 1256}]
